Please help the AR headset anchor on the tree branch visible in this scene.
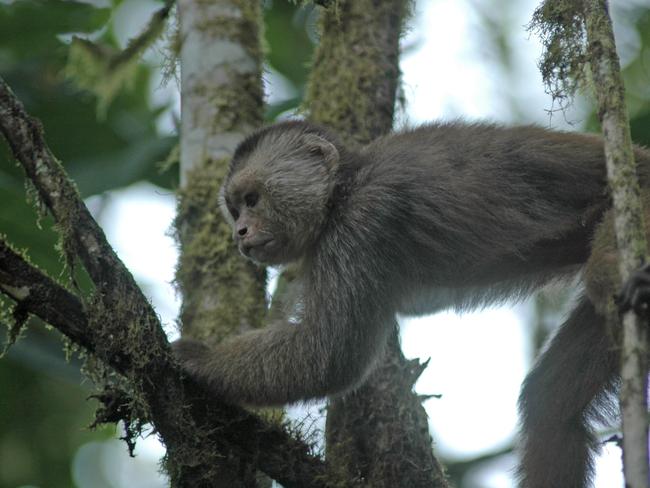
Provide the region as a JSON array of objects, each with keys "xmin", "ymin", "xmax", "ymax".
[
  {"xmin": 306, "ymin": 1, "xmax": 449, "ymax": 486},
  {"xmin": 0, "ymin": 76, "xmax": 328, "ymax": 488},
  {"xmin": 0, "ymin": 239, "xmax": 92, "ymax": 352},
  {"xmin": 583, "ymin": 1, "xmax": 649, "ymax": 486},
  {"xmin": 0, "ymin": 76, "xmax": 163, "ymax": 323}
]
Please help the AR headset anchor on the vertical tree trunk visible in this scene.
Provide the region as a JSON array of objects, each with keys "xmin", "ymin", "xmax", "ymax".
[
  {"xmin": 306, "ymin": 2, "xmax": 448, "ymax": 486},
  {"xmin": 583, "ymin": 2, "xmax": 649, "ymax": 486},
  {"xmin": 175, "ymin": 0, "xmax": 267, "ymax": 485}
]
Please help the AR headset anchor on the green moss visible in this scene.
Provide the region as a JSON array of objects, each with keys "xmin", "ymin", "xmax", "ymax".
[
  {"xmin": 193, "ymin": 10, "xmax": 263, "ymax": 63},
  {"xmin": 80, "ymin": 283, "xmax": 175, "ymax": 449},
  {"xmin": 23, "ymin": 179, "xmax": 47, "ymax": 230},
  {"xmin": 528, "ymin": 0, "xmax": 589, "ymax": 108},
  {"xmin": 305, "ymin": 0, "xmax": 410, "ymax": 144},
  {"xmin": 0, "ymin": 302, "xmax": 28, "ymax": 356},
  {"xmin": 157, "ymin": 143, "xmax": 180, "ymax": 175},
  {"xmin": 172, "ymin": 0, "xmax": 266, "ymax": 342},
  {"xmin": 174, "ymin": 162, "xmax": 267, "ymax": 342},
  {"xmin": 191, "ymin": 71, "xmax": 263, "ymax": 134}
]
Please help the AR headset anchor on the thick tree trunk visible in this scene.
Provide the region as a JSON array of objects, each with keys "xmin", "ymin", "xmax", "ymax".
[
  {"xmin": 306, "ymin": 2, "xmax": 449, "ymax": 486},
  {"xmin": 176, "ymin": 0, "xmax": 267, "ymax": 485}
]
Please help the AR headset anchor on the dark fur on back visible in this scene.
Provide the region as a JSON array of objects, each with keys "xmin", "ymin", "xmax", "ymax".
[{"xmin": 173, "ymin": 119, "xmax": 650, "ymax": 488}]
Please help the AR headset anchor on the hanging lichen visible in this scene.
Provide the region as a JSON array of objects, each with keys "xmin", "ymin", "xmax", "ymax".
[{"xmin": 528, "ymin": 0, "xmax": 590, "ymax": 108}]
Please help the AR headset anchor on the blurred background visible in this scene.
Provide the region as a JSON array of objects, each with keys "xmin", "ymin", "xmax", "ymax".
[{"xmin": 0, "ymin": 0, "xmax": 649, "ymax": 486}]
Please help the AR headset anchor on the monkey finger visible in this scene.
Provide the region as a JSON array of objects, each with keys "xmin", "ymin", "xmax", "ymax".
[{"xmin": 617, "ymin": 264, "xmax": 650, "ymax": 317}]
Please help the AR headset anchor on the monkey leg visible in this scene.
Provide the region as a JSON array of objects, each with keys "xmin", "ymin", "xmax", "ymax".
[
  {"xmin": 517, "ymin": 297, "xmax": 618, "ymax": 488},
  {"xmin": 585, "ymin": 195, "xmax": 650, "ymax": 318}
]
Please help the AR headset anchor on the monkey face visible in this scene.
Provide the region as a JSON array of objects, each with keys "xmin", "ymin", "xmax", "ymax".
[
  {"xmin": 219, "ymin": 177, "xmax": 288, "ymax": 265},
  {"xmin": 221, "ymin": 169, "xmax": 330, "ymax": 265},
  {"xmin": 221, "ymin": 124, "xmax": 340, "ymax": 266}
]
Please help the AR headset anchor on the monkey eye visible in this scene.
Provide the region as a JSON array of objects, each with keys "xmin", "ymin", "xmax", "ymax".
[
  {"xmin": 229, "ymin": 207, "xmax": 240, "ymax": 220},
  {"xmin": 244, "ymin": 192, "xmax": 259, "ymax": 208}
]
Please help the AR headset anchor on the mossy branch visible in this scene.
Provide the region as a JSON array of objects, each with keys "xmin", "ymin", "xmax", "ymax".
[
  {"xmin": 530, "ymin": 1, "xmax": 649, "ymax": 485},
  {"xmin": 0, "ymin": 75, "xmax": 328, "ymax": 488},
  {"xmin": 0, "ymin": 239, "xmax": 93, "ymax": 353},
  {"xmin": 582, "ymin": 2, "xmax": 649, "ymax": 486},
  {"xmin": 305, "ymin": 1, "xmax": 448, "ymax": 486}
]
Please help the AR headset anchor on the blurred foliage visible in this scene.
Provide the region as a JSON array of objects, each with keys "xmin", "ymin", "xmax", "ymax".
[
  {"xmin": 263, "ymin": 0, "xmax": 316, "ymax": 120},
  {"xmin": 0, "ymin": 0, "xmax": 313, "ymax": 486},
  {"xmin": 0, "ymin": 322, "xmax": 114, "ymax": 488},
  {"xmin": 0, "ymin": 0, "xmax": 175, "ymax": 277}
]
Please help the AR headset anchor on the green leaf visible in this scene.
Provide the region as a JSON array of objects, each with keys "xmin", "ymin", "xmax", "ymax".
[{"xmin": 0, "ymin": 0, "xmax": 111, "ymax": 56}]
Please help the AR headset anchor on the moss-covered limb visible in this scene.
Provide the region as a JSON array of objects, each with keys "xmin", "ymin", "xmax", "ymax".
[
  {"xmin": 176, "ymin": 1, "xmax": 267, "ymax": 485},
  {"xmin": 305, "ymin": 1, "xmax": 448, "ymax": 486},
  {"xmin": 178, "ymin": 0, "xmax": 264, "ymax": 184},
  {"xmin": 0, "ymin": 247, "xmax": 328, "ymax": 488},
  {"xmin": 0, "ymin": 75, "xmax": 168, "ymax": 352},
  {"xmin": 176, "ymin": 0, "xmax": 266, "ymax": 338},
  {"xmin": 584, "ymin": 1, "xmax": 646, "ymax": 272},
  {"xmin": 0, "ymin": 239, "xmax": 93, "ymax": 354},
  {"xmin": 0, "ymin": 75, "xmax": 325, "ymax": 486},
  {"xmin": 0, "ymin": 257, "xmax": 328, "ymax": 488},
  {"xmin": 175, "ymin": 162, "xmax": 267, "ymax": 343},
  {"xmin": 306, "ymin": 0, "xmax": 410, "ymax": 145},
  {"xmin": 582, "ymin": 1, "xmax": 649, "ymax": 486}
]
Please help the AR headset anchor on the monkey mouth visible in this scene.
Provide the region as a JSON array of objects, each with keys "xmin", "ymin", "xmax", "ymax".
[{"xmin": 240, "ymin": 238, "xmax": 277, "ymax": 261}]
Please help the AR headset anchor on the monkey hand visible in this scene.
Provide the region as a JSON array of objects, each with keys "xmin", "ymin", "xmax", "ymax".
[
  {"xmin": 616, "ymin": 263, "xmax": 650, "ymax": 318},
  {"xmin": 170, "ymin": 337, "xmax": 213, "ymax": 378}
]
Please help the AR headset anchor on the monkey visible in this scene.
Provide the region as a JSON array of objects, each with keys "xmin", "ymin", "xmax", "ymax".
[{"xmin": 172, "ymin": 119, "xmax": 650, "ymax": 488}]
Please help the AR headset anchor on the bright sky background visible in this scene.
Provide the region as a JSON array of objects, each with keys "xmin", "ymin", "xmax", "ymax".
[{"xmin": 84, "ymin": 0, "xmax": 647, "ymax": 486}]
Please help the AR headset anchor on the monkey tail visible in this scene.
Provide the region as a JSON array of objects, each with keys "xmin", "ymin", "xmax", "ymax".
[{"xmin": 517, "ymin": 296, "xmax": 619, "ymax": 488}]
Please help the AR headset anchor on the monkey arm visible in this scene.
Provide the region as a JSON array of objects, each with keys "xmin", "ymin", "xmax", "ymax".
[
  {"xmin": 172, "ymin": 195, "xmax": 401, "ymax": 405},
  {"xmin": 173, "ymin": 313, "xmax": 392, "ymax": 406},
  {"xmin": 173, "ymin": 251, "xmax": 394, "ymax": 406}
]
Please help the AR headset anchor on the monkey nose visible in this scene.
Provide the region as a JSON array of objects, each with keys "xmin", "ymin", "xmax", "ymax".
[{"xmin": 237, "ymin": 225, "xmax": 248, "ymax": 237}]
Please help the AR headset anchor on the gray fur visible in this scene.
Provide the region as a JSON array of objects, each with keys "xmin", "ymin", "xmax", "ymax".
[{"xmin": 173, "ymin": 120, "xmax": 650, "ymax": 488}]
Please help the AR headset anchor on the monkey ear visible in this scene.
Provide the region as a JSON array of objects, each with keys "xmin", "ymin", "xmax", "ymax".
[{"xmin": 304, "ymin": 134, "xmax": 339, "ymax": 170}]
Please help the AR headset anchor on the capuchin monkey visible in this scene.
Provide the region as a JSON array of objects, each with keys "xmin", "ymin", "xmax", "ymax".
[{"xmin": 173, "ymin": 120, "xmax": 650, "ymax": 488}]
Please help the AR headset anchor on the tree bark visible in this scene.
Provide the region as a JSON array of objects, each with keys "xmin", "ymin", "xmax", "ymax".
[
  {"xmin": 176, "ymin": 0, "xmax": 268, "ymax": 485},
  {"xmin": 306, "ymin": 2, "xmax": 448, "ymax": 486},
  {"xmin": 0, "ymin": 75, "xmax": 329, "ymax": 488},
  {"xmin": 583, "ymin": 2, "xmax": 649, "ymax": 487}
]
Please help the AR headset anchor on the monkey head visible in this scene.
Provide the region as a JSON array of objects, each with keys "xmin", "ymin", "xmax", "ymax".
[{"xmin": 220, "ymin": 122, "xmax": 340, "ymax": 265}]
